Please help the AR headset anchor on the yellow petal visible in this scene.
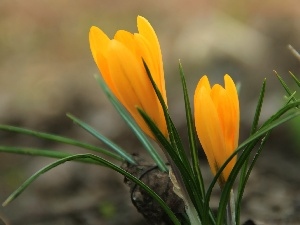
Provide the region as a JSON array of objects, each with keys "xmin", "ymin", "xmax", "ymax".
[
  {"xmin": 211, "ymin": 84, "xmax": 237, "ymax": 180},
  {"xmin": 137, "ymin": 16, "xmax": 166, "ymax": 104},
  {"xmin": 114, "ymin": 30, "xmax": 138, "ymax": 56},
  {"xmin": 224, "ymin": 74, "xmax": 240, "ymax": 148},
  {"xmin": 137, "ymin": 16, "xmax": 162, "ymax": 71},
  {"xmin": 197, "ymin": 75, "xmax": 212, "ymax": 92},
  {"xmin": 89, "ymin": 26, "xmax": 110, "ymax": 64},
  {"xmin": 89, "ymin": 16, "xmax": 168, "ymax": 140},
  {"xmin": 106, "ymin": 40, "xmax": 163, "ymax": 138},
  {"xmin": 194, "ymin": 74, "xmax": 239, "ymax": 184},
  {"xmin": 134, "ymin": 33, "xmax": 156, "ymax": 75},
  {"xmin": 90, "ymin": 27, "xmax": 119, "ymax": 96},
  {"xmin": 194, "ymin": 85, "xmax": 225, "ymax": 177}
]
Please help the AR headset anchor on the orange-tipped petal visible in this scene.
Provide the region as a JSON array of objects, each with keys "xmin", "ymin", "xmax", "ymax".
[
  {"xmin": 105, "ymin": 41, "xmax": 150, "ymax": 135},
  {"xmin": 89, "ymin": 27, "xmax": 118, "ymax": 95},
  {"xmin": 89, "ymin": 16, "xmax": 167, "ymax": 140},
  {"xmin": 194, "ymin": 85, "xmax": 225, "ymax": 177},
  {"xmin": 194, "ymin": 74, "xmax": 239, "ymax": 185},
  {"xmin": 137, "ymin": 16, "xmax": 166, "ymax": 104},
  {"xmin": 224, "ymin": 74, "xmax": 240, "ymax": 148},
  {"xmin": 89, "ymin": 26, "xmax": 110, "ymax": 64}
]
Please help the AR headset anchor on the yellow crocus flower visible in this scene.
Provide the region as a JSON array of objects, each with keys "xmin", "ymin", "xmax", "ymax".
[
  {"xmin": 89, "ymin": 16, "xmax": 167, "ymax": 139},
  {"xmin": 194, "ymin": 74, "xmax": 239, "ymax": 186}
]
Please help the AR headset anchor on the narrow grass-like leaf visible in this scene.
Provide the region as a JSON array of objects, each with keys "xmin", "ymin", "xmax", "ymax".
[
  {"xmin": 216, "ymin": 142, "xmax": 258, "ymax": 225},
  {"xmin": 205, "ymin": 100, "xmax": 300, "ymax": 187},
  {"xmin": 136, "ymin": 108, "xmax": 193, "ymax": 185},
  {"xmin": 215, "ymin": 110, "xmax": 300, "ymax": 225},
  {"xmin": 2, "ymin": 154, "xmax": 102, "ymax": 206},
  {"xmin": 179, "ymin": 62, "xmax": 205, "ymax": 197},
  {"xmin": 261, "ymin": 101, "xmax": 300, "ymax": 127},
  {"xmin": 3, "ymin": 153, "xmax": 181, "ymax": 225},
  {"xmin": 67, "ymin": 113, "xmax": 136, "ymax": 165},
  {"xmin": 275, "ymin": 71, "xmax": 298, "ymax": 103},
  {"xmin": 142, "ymin": 61, "xmax": 177, "ymax": 151},
  {"xmin": 142, "ymin": 61, "xmax": 192, "ymax": 175},
  {"xmin": 95, "ymin": 75, "xmax": 168, "ymax": 172},
  {"xmin": 0, "ymin": 146, "xmax": 104, "ymax": 165},
  {"xmin": 178, "ymin": 62, "xmax": 212, "ymax": 224},
  {"xmin": 236, "ymin": 79, "xmax": 266, "ymax": 222},
  {"xmin": 142, "ymin": 62, "xmax": 216, "ymax": 223},
  {"xmin": 202, "ymin": 107, "xmax": 300, "ymax": 225},
  {"xmin": 285, "ymin": 92, "xmax": 297, "ymax": 105},
  {"xmin": 168, "ymin": 119, "xmax": 192, "ymax": 169},
  {"xmin": 0, "ymin": 124, "xmax": 122, "ymax": 161},
  {"xmin": 235, "ymin": 131, "xmax": 270, "ymax": 224},
  {"xmin": 289, "ymin": 71, "xmax": 300, "ymax": 88},
  {"xmin": 250, "ymin": 79, "xmax": 266, "ymax": 134},
  {"xmin": 138, "ymin": 108, "xmax": 205, "ymax": 222}
]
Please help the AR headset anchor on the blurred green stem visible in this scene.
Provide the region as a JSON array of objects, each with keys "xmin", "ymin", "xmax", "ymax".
[
  {"xmin": 226, "ymin": 189, "xmax": 236, "ymax": 225},
  {"xmin": 186, "ymin": 202, "xmax": 202, "ymax": 225}
]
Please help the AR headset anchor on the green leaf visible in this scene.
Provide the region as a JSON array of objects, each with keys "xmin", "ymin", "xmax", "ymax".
[
  {"xmin": 289, "ymin": 71, "xmax": 300, "ymax": 88},
  {"xmin": 142, "ymin": 61, "xmax": 178, "ymax": 152},
  {"xmin": 179, "ymin": 63, "xmax": 213, "ymax": 224},
  {"xmin": 262, "ymin": 101, "xmax": 300, "ymax": 127},
  {"xmin": 142, "ymin": 61, "xmax": 192, "ymax": 176},
  {"xmin": 201, "ymin": 104, "xmax": 300, "ymax": 225},
  {"xmin": 0, "ymin": 146, "xmax": 104, "ymax": 165},
  {"xmin": 275, "ymin": 71, "xmax": 298, "ymax": 103},
  {"xmin": 179, "ymin": 62, "xmax": 205, "ymax": 194},
  {"xmin": 0, "ymin": 124, "xmax": 123, "ymax": 161},
  {"xmin": 250, "ymin": 79, "xmax": 266, "ymax": 134},
  {"xmin": 235, "ymin": 131, "xmax": 270, "ymax": 225},
  {"xmin": 236, "ymin": 79, "xmax": 266, "ymax": 224},
  {"xmin": 3, "ymin": 153, "xmax": 181, "ymax": 225},
  {"xmin": 137, "ymin": 108, "xmax": 205, "ymax": 222},
  {"xmin": 67, "ymin": 113, "xmax": 136, "ymax": 165},
  {"xmin": 95, "ymin": 75, "xmax": 168, "ymax": 172},
  {"xmin": 142, "ymin": 61, "xmax": 210, "ymax": 222},
  {"xmin": 285, "ymin": 91, "xmax": 298, "ymax": 105},
  {"xmin": 215, "ymin": 109, "xmax": 300, "ymax": 225}
]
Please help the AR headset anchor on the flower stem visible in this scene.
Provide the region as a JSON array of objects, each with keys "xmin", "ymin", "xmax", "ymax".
[
  {"xmin": 186, "ymin": 202, "xmax": 202, "ymax": 225},
  {"xmin": 226, "ymin": 189, "xmax": 236, "ymax": 225}
]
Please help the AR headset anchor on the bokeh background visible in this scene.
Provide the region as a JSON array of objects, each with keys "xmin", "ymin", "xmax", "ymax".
[{"xmin": 1, "ymin": 0, "xmax": 300, "ymax": 224}]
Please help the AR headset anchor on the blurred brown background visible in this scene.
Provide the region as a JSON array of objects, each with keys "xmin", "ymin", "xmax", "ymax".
[{"xmin": 1, "ymin": 0, "xmax": 300, "ymax": 224}]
